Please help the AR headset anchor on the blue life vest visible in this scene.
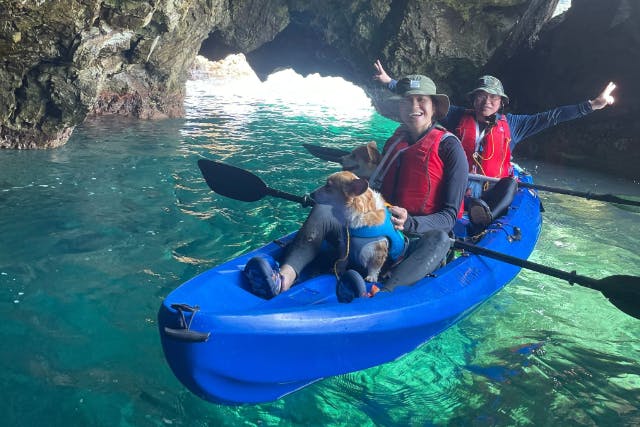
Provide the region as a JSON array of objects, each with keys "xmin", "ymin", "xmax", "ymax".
[{"xmin": 349, "ymin": 208, "xmax": 406, "ymax": 261}]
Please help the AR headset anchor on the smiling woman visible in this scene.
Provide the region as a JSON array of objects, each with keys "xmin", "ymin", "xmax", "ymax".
[{"xmin": 393, "ymin": 74, "xmax": 450, "ymax": 139}]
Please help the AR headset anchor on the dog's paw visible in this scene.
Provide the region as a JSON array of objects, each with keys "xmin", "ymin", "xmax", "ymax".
[{"xmin": 365, "ymin": 274, "xmax": 379, "ymax": 283}]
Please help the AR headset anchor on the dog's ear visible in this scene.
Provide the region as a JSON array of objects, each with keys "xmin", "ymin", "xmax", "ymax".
[
  {"xmin": 347, "ymin": 178, "xmax": 369, "ymax": 197},
  {"xmin": 365, "ymin": 141, "xmax": 382, "ymax": 163}
]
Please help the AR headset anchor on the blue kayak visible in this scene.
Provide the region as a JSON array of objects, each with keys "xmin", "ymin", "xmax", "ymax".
[{"xmin": 158, "ymin": 176, "xmax": 542, "ymax": 405}]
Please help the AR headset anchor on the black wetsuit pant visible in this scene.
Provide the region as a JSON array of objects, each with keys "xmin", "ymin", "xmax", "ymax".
[
  {"xmin": 282, "ymin": 203, "xmax": 450, "ymax": 291},
  {"xmin": 482, "ymin": 177, "xmax": 517, "ymax": 219},
  {"xmin": 464, "ymin": 177, "xmax": 518, "ymax": 220}
]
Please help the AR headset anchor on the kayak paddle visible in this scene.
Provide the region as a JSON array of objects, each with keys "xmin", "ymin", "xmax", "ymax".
[
  {"xmin": 302, "ymin": 143, "xmax": 348, "ymax": 163},
  {"xmin": 198, "ymin": 159, "xmax": 640, "ymax": 320},
  {"xmin": 453, "ymin": 239, "xmax": 640, "ymax": 320},
  {"xmin": 468, "ymin": 173, "xmax": 640, "ymax": 208},
  {"xmin": 197, "ymin": 159, "xmax": 314, "ymax": 207},
  {"xmin": 302, "ymin": 143, "xmax": 640, "ymax": 208}
]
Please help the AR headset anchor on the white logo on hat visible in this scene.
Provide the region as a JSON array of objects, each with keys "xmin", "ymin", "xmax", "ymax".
[{"xmin": 409, "ymin": 79, "xmax": 420, "ymax": 89}]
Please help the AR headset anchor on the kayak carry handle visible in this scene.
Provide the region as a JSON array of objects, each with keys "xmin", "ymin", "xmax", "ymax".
[
  {"xmin": 163, "ymin": 303, "xmax": 211, "ymax": 343},
  {"xmin": 163, "ymin": 326, "xmax": 210, "ymax": 343}
]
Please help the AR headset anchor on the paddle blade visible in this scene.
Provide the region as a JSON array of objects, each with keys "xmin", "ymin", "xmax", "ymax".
[
  {"xmin": 197, "ymin": 159, "xmax": 267, "ymax": 202},
  {"xmin": 302, "ymin": 143, "xmax": 350, "ymax": 163},
  {"xmin": 594, "ymin": 275, "xmax": 640, "ymax": 319}
]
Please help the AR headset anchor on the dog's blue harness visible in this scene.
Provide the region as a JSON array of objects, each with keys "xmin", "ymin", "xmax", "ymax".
[{"xmin": 349, "ymin": 208, "xmax": 407, "ymax": 261}]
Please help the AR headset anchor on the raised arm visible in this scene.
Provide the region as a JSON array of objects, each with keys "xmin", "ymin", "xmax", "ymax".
[{"xmin": 507, "ymin": 81, "xmax": 618, "ymax": 146}]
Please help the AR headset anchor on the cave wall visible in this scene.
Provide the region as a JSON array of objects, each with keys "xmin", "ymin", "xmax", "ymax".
[
  {"xmin": 491, "ymin": 0, "xmax": 640, "ymax": 179},
  {"xmin": 0, "ymin": 0, "xmax": 226, "ymax": 148},
  {"xmin": 242, "ymin": 0, "xmax": 548, "ymax": 103},
  {"xmin": 1, "ymin": 0, "xmax": 638, "ymax": 179},
  {"xmin": 0, "ymin": 0, "xmax": 543, "ymax": 149}
]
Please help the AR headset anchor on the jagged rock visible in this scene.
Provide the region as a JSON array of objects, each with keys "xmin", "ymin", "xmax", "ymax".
[
  {"xmin": 0, "ymin": 0, "xmax": 224, "ymax": 148},
  {"xmin": 189, "ymin": 54, "xmax": 260, "ymax": 81},
  {"xmin": 0, "ymin": 0, "xmax": 542, "ymax": 149},
  {"xmin": 490, "ymin": 0, "xmax": 640, "ymax": 179},
  {"xmin": 0, "ymin": 0, "xmax": 638, "ymax": 179}
]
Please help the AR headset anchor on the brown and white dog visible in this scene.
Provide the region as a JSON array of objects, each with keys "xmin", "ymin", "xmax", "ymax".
[
  {"xmin": 312, "ymin": 170, "xmax": 403, "ymax": 282},
  {"xmin": 338, "ymin": 141, "xmax": 382, "ymax": 181}
]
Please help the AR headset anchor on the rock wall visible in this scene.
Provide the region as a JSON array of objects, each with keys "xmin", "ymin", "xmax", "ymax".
[
  {"xmin": 238, "ymin": 0, "xmax": 547, "ymax": 102},
  {"xmin": 0, "ymin": 0, "xmax": 543, "ymax": 149},
  {"xmin": 0, "ymin": 0, "xmax": 225, "ymax": 148},
  {"xmin": 1, "ymin": 0, "xmax": 638, "ymax": 179},
  {"xmin": 490, "ymin": 0, "xmax": 640, "ymax": 179}
]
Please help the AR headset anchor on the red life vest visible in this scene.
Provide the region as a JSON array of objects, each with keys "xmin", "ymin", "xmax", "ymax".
[
  {"xmin": 456, "ymin": 111, "xmax": 512, "ymax": 178},
  {"xmin": 377, "ymin": 126, "xmax": 449, "ymax": 216}
]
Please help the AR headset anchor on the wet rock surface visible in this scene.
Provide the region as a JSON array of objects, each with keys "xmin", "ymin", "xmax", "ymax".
[{"xmin": 1, "ymin": 0, "xmax": 637, "ymax": 178}]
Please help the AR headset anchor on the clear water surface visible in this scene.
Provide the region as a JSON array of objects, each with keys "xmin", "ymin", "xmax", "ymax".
[{"xmin": 1, "ymin": 72, "xmax": 639, "ymax": 426}]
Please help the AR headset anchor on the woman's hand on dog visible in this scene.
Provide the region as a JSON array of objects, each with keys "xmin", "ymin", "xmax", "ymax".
[{"xmin": 389, "ymin": 205, "xmax": 408, "ymax": 230}]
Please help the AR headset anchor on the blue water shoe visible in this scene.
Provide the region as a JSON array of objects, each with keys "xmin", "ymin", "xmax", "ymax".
[
  {"xmin": 244, "ymin": 255, "xmax": 283, "ymax": 299},
  {"xmin": 336, "ymin": 269, "xmax": 367, "ymax": 303}
]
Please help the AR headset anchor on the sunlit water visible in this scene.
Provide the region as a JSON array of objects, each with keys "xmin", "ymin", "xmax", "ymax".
[{"xmin": 1, "ymin": 72, "xmax": 639, "ymax": 426}]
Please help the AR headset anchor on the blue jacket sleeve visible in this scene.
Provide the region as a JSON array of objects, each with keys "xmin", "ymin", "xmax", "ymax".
[
  {"xmin": 439, "ymin": 105, "xmax": 466, "ymax": 132},
  {"xmin": 506, "ymin": 101, "xmax": 593, "ymax": 148}
]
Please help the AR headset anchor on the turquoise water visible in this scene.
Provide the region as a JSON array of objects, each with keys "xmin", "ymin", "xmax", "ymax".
[{"xmin": 1, "ymin": 75, "xmax": 639, "ymax": 426}]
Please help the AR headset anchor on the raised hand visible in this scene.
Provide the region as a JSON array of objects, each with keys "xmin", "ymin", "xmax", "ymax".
[
  {"xmin": 590, "ymin": 81, "xmax": 617, "ymax": 110},
  {"xmin": 373, "ymin": 59, "xmax": 392, "ymax": 85}
]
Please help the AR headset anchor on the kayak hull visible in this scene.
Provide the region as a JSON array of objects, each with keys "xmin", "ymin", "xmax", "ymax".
[{"xmin": 158, "ymin": 183, "xmax": 542, "ymax": 405}]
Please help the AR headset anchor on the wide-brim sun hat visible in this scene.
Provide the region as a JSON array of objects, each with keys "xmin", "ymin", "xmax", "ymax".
[
  {"xmin": 467, "ymin": 75, "xmax": 509, "ymax": 104},
  {"xmin": 376, "ymin": 74, "xmax": 450, "ymax": 122},
  {"xmin": 391, "ymin": 74, "xmax": 450, "ymax": 121}
]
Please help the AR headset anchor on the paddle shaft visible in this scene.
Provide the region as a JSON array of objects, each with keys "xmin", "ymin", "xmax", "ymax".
[
  {"xmin": 453, "ymin": 239, "xmax": 599, "ymax": 289},
  {"xmin": 454, "ymin": 239, "xmax": 640, "ymax": 319},
  {"xmin": 267, "ymin": 188, "xmax": 315, "ymax": 207},
  {"xmin": 468, "ymin": 173, "xmax": 640, "ymax": 207}
]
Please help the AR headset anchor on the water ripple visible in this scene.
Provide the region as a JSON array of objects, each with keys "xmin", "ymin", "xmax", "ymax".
[{"xmin": 0, "ymin": 76, "xmax": 638, "ymax": 426}]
